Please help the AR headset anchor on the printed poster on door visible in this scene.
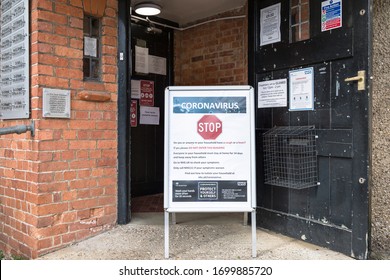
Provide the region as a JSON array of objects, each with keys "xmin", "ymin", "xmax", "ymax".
[
  {"xmin": 260, "ymin": 3, "xmax": 281, "ymax": 46},
  {"xmin": 289, "ymin": 67, "xmax": 314, "ymax": 111},
  {"xmin": 140, "ymin": 80, "xmax": 154, "ymax": 106},
  {"xmin": 321, "ymin": 0, "xmax": 342, "ymax": 32}
]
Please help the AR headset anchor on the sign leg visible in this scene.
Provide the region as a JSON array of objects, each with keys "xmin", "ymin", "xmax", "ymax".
[
  {"xmin": 251, "ymin": 210, "xmax": 257, "ymax": 258},
  {"xmin": 164, "ymin": 210, "xmax": 169, "ymax": 259},
  {"xmin": 172, "ymin": 212, "xmax": 176, "ymax": 224},
  {"xmin": 243, "ymin": 212, "xmax": 248, "ymax": 226}
]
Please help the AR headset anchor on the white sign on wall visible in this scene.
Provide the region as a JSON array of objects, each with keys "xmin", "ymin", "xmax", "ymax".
[{"xmin": 164, "ymin": 86, "xmax": 256, "ymax": 213}]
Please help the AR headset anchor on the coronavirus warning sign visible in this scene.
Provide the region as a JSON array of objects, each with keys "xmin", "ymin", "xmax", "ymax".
[{"xmin": 164, "ymin": 86, "xmax": 256, "ymax": 212}]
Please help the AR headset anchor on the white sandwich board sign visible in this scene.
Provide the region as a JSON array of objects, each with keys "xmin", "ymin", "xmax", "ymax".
[{"xmin": 164, "ymin": 86, "xmax": 257, "ymax": 258}]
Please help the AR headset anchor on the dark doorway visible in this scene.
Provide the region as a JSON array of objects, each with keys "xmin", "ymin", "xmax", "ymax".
[
  {"xmin": 129, "ymin": 21, "xmax": 174, "ymax": 212},
  {"xmin": 249, "ymin": 0, "xmax": 372, "ymax": 259}
]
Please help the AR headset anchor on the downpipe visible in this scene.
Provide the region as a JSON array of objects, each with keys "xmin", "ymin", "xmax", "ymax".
[{"xmin": 0, "ymin": 120, "xmax": 35, "ymax": 137}]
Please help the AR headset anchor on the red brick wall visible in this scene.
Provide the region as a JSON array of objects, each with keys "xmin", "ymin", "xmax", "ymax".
[
  {"xmin": 174, "ymin": 7, "xmax": 248, "ymax": 86},
  {"xmin": 0, "ymin": 0, "xmax": 118, "ymax": 259},
  {"xmin": 0, "ymin": 130, "xmax": 38, "ymax": 258}
]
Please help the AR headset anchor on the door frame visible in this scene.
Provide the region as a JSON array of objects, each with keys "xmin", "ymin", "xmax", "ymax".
[{"xmin": 117, "ymin": 0, "xmax": 132, "ymax": 224}]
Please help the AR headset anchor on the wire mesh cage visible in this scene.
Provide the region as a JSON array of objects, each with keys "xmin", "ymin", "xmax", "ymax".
[{"xmin": 263, "ymin": 126, "xmax": 318, "ymax": 189}]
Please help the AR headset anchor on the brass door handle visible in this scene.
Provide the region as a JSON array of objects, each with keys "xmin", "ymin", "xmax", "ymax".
[
  {"xmin": 345, "ymin": 70, "xmax": 365, "ymax": 91},
  {"xmin": 345, "ymin": 76, "xmax": 363, "ymax": 82}
]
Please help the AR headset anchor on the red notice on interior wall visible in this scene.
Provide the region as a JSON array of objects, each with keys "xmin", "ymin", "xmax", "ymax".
[
  {"xmin": 131, "ymin": 100, "xmax": 138, "ymax": 127},
  {"xmin": 140, "ymin": 80, "xmax": 154, "ymax": 106}
]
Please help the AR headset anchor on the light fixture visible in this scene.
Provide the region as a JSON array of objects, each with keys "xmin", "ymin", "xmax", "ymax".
[{"xmin": 134, "ymin": 3, "xmax": 161, "ymax": 16}]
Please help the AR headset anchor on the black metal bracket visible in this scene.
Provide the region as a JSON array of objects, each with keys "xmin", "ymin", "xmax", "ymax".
[{"xmin": 0, "ymin": 120, "xmax": 35, "ymax": 137}]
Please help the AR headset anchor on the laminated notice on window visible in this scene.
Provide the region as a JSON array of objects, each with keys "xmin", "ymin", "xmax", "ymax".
[
  {"xmin": 321, "ymin": 0, "xmax": 342, "ymax": 32},
  {"xmin": 0, "ymin": 0, "xmax": 30, "ymax": 119},
  {"xmin": 260, "ymin": 3, "xmax": 281, "ymax": 46}
]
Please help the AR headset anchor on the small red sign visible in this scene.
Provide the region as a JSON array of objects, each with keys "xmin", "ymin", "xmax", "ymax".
[
  {"xmin": 197, "ymin": 115, "xmax": 223, "ymax": 140},
  {"xmin": 130, "ymin": 100, "xmax": 137, "ymax": 127},
  {"xmin": 140, "ymin": 80, "xmax": 154, "ymax": 106}
]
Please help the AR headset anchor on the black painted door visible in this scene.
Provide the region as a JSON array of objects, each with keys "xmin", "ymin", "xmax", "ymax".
[
  {"xmin": 249, "ymin": 0, "xmax": 371, "ymax": 259},
  {"xmin": 130, "ymin": 23, "xmax": 173, "ymax": 197}
]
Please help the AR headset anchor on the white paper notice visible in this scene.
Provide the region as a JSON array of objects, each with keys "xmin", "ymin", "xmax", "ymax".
[
  {"xmin": 135, "ymin": 46, "xmax": 149, "ymax": 74},
  {"xmin": 260, "ymin": 3, "xmax": 281, "ymax": 46},
  {"xmin": 258, "ymin": 79, "xmax": 287, "ymax": 108},
  {"xmin": 149, "ymin": 55, "xmax": 167, "ymax": 75},
  {"xmin": 289, "ymin": 67, "xmax": 314, "ymax": 111},
  {"xmin": 131, "ymin": 80, "xmax": 141, "ymax": 99},
  {"xmin": 140, "ymin": 106, "xmax": 160, "ymax": 125},
  {"xmin": 84, "ymin": 37, "xmax": 97, "ymax": 57}
]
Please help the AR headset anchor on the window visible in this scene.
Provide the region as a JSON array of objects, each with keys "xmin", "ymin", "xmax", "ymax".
[
  {"xmin": 83, "ymin": 15, "xmax": 101, "ymax": 80},
  {"xmin": 290, "ymin": 0, "xmax": 310, "ymax": 43}
]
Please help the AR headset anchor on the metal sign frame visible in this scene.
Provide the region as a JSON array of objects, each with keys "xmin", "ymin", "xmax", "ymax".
[{"xmin": 164, "ymin": 86, "xmax": 257, "ymax": 258}]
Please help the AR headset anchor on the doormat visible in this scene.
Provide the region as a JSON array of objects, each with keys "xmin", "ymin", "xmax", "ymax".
[{"xmin": 131, "ymin": 193, "xmax": 164, "ymax": 212}]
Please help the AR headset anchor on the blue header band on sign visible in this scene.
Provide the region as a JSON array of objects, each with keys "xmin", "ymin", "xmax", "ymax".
[{"xmin": 173, "ymin": 97, "xmax": 247, "ymax": 114}]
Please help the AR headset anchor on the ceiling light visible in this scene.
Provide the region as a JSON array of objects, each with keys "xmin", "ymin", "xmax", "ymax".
[{"xmin": 134, "ymin": 3, "xmax": 161, "ymax": 16}]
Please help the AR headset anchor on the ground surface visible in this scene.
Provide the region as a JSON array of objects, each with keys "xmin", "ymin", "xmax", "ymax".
[{"xmin": 39, "ymin": 213, "xmax": 352, "ymax": 260}]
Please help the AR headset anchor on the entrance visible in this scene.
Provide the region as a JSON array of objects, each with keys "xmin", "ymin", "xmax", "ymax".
[
  {"xmin": 118, "ymin": 0, "xmax": 371, "ymax": 258},
  {"xmin": 250, "ymin": 0, "xmax": 371, "ymax": 259},
  {"xmin": 129, "ymin": 21, "xmax": 173, "ymax": 212}
]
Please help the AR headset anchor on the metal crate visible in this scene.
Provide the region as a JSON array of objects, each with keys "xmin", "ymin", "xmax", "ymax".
[{"xmin": 263, "ymin": 126, "xmax": 318, "ymax": 189}]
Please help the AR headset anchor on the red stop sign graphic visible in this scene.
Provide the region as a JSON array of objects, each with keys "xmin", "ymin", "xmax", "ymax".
[{"xmin": 197, "ymin": 115, "xmax": 222, "ymax": 140}]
